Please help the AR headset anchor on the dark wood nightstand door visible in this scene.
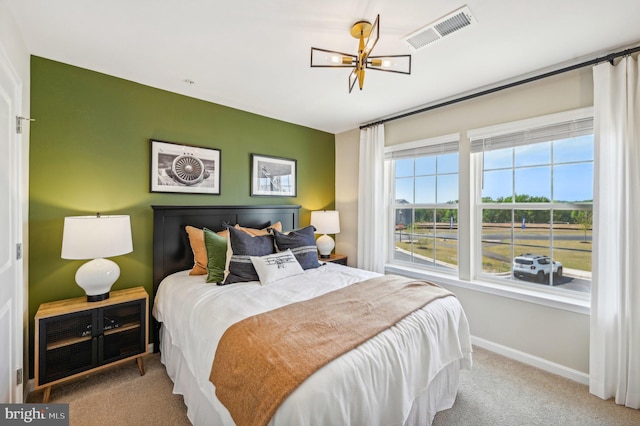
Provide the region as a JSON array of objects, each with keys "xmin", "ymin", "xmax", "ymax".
[{"xmin": 38, "ymin": 309, "xmax": 97, "ymax": 385}]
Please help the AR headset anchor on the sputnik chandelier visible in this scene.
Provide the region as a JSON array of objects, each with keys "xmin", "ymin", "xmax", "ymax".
[{"xmin": 310, "ymin": 15, "xmax": 411, "ymax": 93}]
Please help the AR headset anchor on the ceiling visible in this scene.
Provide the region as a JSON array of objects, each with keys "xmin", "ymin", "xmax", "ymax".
[{"xmin": 6, "ymin": 0, "xmax": 640, "ymax": 134}]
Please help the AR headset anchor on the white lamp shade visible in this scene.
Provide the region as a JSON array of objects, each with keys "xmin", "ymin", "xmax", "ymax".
[
  {"xmin": 62, "ymin": 215, "xmax": 133, "ymax": 259},
  {"xmin": 310, "ymin": 210, "xmax": 340, "ymax": 234},
  {"xmin": 62, "ymin": 214, "xmax": 133, "ymax": 301}
]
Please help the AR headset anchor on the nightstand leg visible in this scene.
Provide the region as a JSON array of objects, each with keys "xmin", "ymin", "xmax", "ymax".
[
  {"xmin": 42, "ymin": 386, "xmax": 51, "ymax": 403},
  {"xmin": 136, "ymin": 356, "xmax": 145, "ymax": 376}
]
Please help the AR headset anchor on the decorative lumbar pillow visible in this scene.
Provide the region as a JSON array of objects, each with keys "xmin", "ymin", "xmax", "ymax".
[
  {"xmin": 203, "ymin": 227, "xmax": 228, "ymax": 284},
  {"xmin": 250, "ymin": 249, "xmax": 304, "ymax": 285},
  {"xmin": 223, "ymin": 226, "xmax": 276, "ymax": 284},
  {"xmin": 185, "ymin": 226, "xmax": 208, "ymax": 275},
  {"xmin": 270, "ymin": 226, "xmax": 321, "ymax": 270},
  {"xmin": 236, "ymin": 222, "xmax": 282, "ymax": 236}
]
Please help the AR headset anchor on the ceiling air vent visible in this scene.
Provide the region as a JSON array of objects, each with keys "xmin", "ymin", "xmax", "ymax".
[{"xmin": 402, "ymin": 6, "xmax": 476, "ymax": 52}]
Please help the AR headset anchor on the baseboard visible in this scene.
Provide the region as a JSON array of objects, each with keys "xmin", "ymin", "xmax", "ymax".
[{"xmin": 471, "ymin": 336, "xmax": 590, "ymax": 385}]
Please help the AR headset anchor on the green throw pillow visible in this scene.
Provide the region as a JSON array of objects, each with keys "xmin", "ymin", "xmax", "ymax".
[{"xmin": 203, "ymin": 227, "xmax": 228, "ymax": 283}]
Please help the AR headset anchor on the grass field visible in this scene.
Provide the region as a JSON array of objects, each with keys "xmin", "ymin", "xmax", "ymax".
[{"xmin": 395, "ymin": 223, "xmax": 592, "ymax": 274}]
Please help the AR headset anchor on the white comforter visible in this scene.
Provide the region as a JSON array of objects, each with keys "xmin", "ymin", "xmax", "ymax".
[{"xmin": 153, "ymin": 263, "xmax": 472, "ymax": 425}]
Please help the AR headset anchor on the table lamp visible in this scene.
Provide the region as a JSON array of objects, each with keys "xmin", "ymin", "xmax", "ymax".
[
  {"xmin": 310, "ymin": 210, "xmax": 340, "ymax": 258},
  {"xmin": 61, "ymin": 214, "xmax": 133, "ymax": 302}
]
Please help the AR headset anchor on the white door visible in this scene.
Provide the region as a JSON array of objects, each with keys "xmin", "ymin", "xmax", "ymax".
[{"xmin": 0, "ymin": 45, "xmax": 24, "ymax": 403}]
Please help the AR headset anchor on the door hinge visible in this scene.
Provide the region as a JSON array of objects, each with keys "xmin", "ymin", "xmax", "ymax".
[
  {"xmin": 16, "ymin": 116, "xmax": 35, "ymax": 134},
  {"xmin": 16, "ymin": 243, "xmax": 22, "ymax": 260},
  {"xmin": 16, "ymin": 368, "xmax": 23, "ymax": 385}
]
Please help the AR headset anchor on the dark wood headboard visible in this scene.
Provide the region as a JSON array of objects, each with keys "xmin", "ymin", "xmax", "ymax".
[
  {"xmin": 152, "ymin": 204, "xmax": 300, "ymax": 292},
  {"xmin": 151, "ymin": 204, "xmax": 300, "ymax": 349}
]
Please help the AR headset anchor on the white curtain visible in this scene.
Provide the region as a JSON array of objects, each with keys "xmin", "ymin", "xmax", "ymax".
[
  {"xmin": 357, "ymin": 124, "xmax": 385, "ymax": 273},
  {"xmin": 590, "ymin": 56, "xmax": 640, "ymax": 409}
]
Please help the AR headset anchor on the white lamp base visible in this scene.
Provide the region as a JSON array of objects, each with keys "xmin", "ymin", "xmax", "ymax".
[
  {"xmin": 75, "ymin": 258, "xmax": 120, "ymax": 302},
  {"xmin": 316, "ymin": 234, "xmax": 335, "ymax": 258}
]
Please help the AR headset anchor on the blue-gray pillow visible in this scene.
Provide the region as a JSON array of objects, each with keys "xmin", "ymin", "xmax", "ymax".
[
  {"xmin": 223, "ymin": 226, "xmax": 276, "ymax": 284},
  {"xmin": 270, "ymin": 226, "xmax": 321, "ymax": 270}
]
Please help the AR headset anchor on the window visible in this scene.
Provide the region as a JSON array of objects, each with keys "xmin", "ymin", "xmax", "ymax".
[
  {"xmin": 386, "ymin": 135, "xmax": 459, "ymax": 273},
  {"xmin": 384, "ymin": 108, "xmax": 594, "ymax": 299},
  {"xmin": 470, "ymin": 109, "xmax": 593, "ymax": 293}
]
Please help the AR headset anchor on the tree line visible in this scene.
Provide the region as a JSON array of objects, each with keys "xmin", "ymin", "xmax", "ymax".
[{"xmin": 398, "ymin": 194, "xmax": 593, "ymax": 229}]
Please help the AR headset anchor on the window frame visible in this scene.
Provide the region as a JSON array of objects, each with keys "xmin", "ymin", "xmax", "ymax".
[
  {"xmin": 469, "ymin": 107, "xmax": 593, "ymax": 295},
  {"xmin": 386, "ymin": 133, "xmax": 460, "ymax": 275},
  {"xmin": 383, "ymin": 108, "xmax": 594, "ymax": 309}
]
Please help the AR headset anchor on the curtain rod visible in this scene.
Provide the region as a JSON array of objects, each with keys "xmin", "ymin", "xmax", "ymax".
[{"xmin": 360, "ymin": 44, "xmax": 640, "ymax": 130}]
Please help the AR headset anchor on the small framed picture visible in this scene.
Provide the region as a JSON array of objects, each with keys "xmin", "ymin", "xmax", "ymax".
[
  {"xmin": 251, "ymin": 154, "xmax": 297, "ymax": 197},
  {"xmin": 150, "ymin": 140, "xmax": 221, "ymax": 194}
]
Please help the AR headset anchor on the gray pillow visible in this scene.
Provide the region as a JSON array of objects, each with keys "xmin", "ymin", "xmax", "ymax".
[
  {"xmin": 270, "ymin": 226, "xmax": 321, "ymax": 270},
  {"xmin": 223, "ymin": 226, "xmax": 276, "ymax": 284}
]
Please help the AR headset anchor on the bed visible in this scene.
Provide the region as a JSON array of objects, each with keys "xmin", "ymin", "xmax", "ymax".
[{"xmin": 151, "ymin": 205, "xmax": 472, "ymax": 426}]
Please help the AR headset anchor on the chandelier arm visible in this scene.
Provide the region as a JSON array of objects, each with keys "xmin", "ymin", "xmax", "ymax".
[
  {"xmin": 348, "ymin": 68, "xmax": 358, "ymax": 93},
  {"xmin": 310, "ymin": 47, "xmax": 357, "ymax": 68},
  {"xmin": 362, "ymin": 15, "xmax": 380, "ymax": 58},
  {"xmin": 365, "ymin": 68, "xmax": 411, "ymax": 75},
  {"xmin": 365, "ymin": 54, "xmax": 412, "ymax": 74}
]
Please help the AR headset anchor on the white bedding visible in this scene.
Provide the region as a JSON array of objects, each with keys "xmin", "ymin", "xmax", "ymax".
[{"xmin": 153, "ymin": 263, "xmax": 472, "ymax": 426}]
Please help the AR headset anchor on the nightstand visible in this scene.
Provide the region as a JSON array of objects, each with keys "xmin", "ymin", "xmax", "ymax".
[
  {"xmin": 34, "ymin": 286, "xmax": 148, "ymax": 402},
  {"xmin": 319, "ymin": 253, "xmax": 348, "ymax": 266}
]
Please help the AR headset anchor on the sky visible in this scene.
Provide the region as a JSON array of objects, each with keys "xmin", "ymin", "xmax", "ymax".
[{"xmin": 395, "ymin": 135, "xmax": 594, "ymax": 204}]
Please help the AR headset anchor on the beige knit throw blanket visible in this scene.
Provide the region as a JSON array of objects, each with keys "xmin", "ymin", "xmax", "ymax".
[{"xmin": 209, "ymin": 274, "xmax": 454, "ymax": 426}]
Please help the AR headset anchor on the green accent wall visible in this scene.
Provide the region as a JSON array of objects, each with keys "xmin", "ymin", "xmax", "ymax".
[{"xmin": 28, "ymin": 56, "xmax": 335, "ymax": 374}]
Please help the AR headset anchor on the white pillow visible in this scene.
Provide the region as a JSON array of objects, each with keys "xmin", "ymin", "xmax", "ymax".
[{"xmin": 250, "ymin": 249, "xmax": 304, "ymax": 285}]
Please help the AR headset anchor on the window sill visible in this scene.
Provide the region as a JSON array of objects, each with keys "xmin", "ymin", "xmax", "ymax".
[{"xmin": 384, "ymin": 264, "xmax": 590, "ymax": 315}]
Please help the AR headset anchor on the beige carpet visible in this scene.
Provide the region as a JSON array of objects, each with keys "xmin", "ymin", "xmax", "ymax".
[
  {"xmin": 27, "ymin": 354, "xmax": 190, "ymax": 426},
  {"xmin": 27, "ymin": 347, "xmax": 640, "ymax": 425},
  {"xmin": 433, "ymin": 347, "xmax": 640, "ymax": 426}
]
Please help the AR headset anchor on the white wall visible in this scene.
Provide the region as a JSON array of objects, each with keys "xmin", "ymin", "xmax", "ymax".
[
  {"xmin": 336, "ymin": 68, "xmax": 594, "ymax": 376},
  {"xmin": 0, "ymin": 0, "xmax": 31, "ymax": 392}
]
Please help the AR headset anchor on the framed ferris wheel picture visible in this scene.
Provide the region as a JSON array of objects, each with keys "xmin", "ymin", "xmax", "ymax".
[{"xmin": 150, "ymin": 139, "xmax": 221, "ymax": 194}]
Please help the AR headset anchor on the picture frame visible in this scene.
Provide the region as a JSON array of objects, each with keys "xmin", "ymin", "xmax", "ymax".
[
  {"xmin": 150, "ymin": 140, "xmax": 221, "ymax": 194},
  {"xmin": 251, "ymin": 154, "xmax": 297, "ymax": 197}
]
